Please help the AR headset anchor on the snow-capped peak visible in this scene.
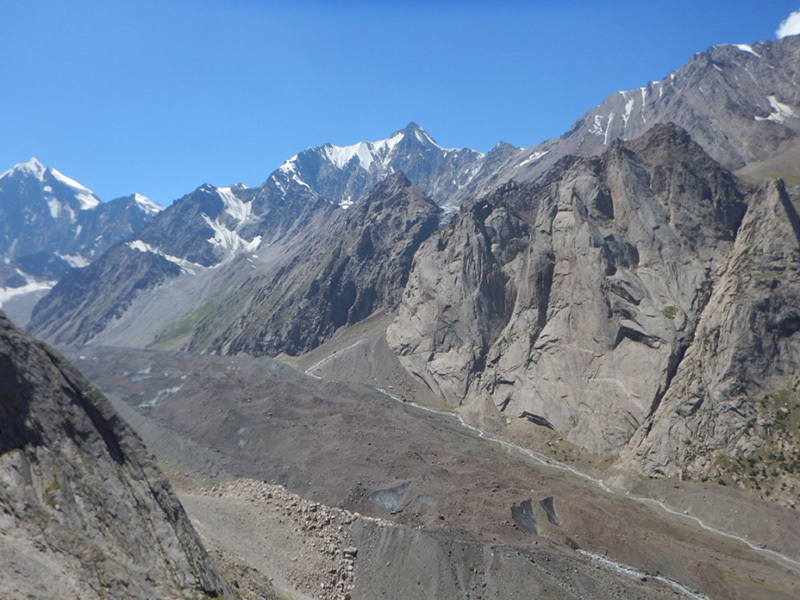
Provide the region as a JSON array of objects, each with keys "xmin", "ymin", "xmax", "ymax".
[
  {"xmin": 0, "ymin": 158, "xmax": 100, "ymax": 210},
  {"xmin": 49, "ymin": 168, "xmax": 100, "ymax": 210},
  {"xmin": 132, "ymin": 193, "xmax": 163, "ymax": 215},
  {"xmin": 0, "ymin": 157, "xmax": 47, "ymax": 181}
]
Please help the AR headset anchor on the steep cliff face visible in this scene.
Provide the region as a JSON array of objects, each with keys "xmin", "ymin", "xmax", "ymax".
[
  {"xmin": 0, "ymin": 312, "xmax": 229, "ymax": 599},
  {"xmin": 389, "ymin": 124, "xmax": 749, "ymax": 455},
  {"xmin": 620, "ymin": 179, "xmax": 800, "ymax": 481}
]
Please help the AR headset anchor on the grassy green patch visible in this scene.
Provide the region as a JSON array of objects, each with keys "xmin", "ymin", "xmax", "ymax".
[
  {"xmin": 44, "ymin": 478, "xmax": 62, "ymax": 494},
  {"xmin": 150, "ymin": 299, "xmax": 219, "ymax": 348},
  {"xmin": 662, "ymin": 305, "xmax": 678, "ymax": 320}
]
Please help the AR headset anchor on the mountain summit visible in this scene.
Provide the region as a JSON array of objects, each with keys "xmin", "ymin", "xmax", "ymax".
[{"xmin": 0, "ymin": 159, "xmax": 163, "ymax": 317}]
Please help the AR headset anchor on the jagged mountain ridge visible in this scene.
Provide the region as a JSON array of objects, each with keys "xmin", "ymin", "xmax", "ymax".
[
  {"xmin": 0, "ymin": 311, "xmax": 229, "ymax": 599},
  {"xmin": 30, "ymin": 174, "xmax": 441, "ymax": 357},
  {"xmin": 270, "ymin": 121, "xmax": 521, "ymax": 210},
  {"xmin": 458, "ymin": 34, "xmax": 800, "ymax": 197},
  {"xmin": 0, "ymin": 158, "xmax": 162, "ymax": 305}
]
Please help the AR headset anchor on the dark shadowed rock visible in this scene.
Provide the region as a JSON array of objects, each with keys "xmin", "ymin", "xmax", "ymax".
[{"xmin": 0, "ymin": 312, "xmax": 229, "ymax": 599}]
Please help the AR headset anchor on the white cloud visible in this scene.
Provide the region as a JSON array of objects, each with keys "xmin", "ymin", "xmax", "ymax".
[{"xmin": 777, "ymin": 10, "xmax": 800, "ymax": 38}]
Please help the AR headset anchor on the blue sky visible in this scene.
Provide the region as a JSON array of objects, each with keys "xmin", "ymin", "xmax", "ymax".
[{"xmin": 2, "ymin": 1, "xmax": 799, "ymax": 204}]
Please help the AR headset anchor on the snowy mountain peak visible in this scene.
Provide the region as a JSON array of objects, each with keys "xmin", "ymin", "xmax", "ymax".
[
  {"xmin": 132, "ymin": 193, "xmax": 163, "ymax": 215},
  {"xmin": 0, "ymin": 158, "xmax": 100, "ymax": 210},
  {"xmin": 0, "ymin": 157, "xmax": 47, "ymax": 181},
  {"xmin": 49, "ymin": 168, "xmax": 100, "ymax": 210}
]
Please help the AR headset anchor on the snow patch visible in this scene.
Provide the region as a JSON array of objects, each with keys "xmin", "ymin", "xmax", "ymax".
[
  {"xmin": 589, "ymin": 114, "xmax": 605, "ymax": 136},
  {"xmin": 50, "ymin": 168, "xmax": 100, "ymax": 209},
  {"xmin": 754, "ymin": 95, "xmax": 796, "ymax": 123},
  {"xmin": 55, "ymin": 253, "xmax": 89, "ymax": 268},
  {"xmin": 202, "ymin": 214, "xmax": 262, "ymax": 257},
  {"xmin": 278, "ymin": 157, "xmax": 298, "ymax": 174},
  {"xmin": 620, "ymin": 91, "xmax": 635, "ymax": 131},
  {"xmin": 47, "ymin": 197, "xmax": 62, "ymax": 219},
  {"xmin": 216, "ymin": 186, "xmax": 251, "ymax": 223},
  {"xmin": 518, "ymin": 149, "xmax": 549, "ymax": 167},
  {"xmin": 0, "ymin": 280, "xmax": 55, "ymax": 307},
  {"xmin": 132, "ymin": 193, "xmax": 163, "ymax": 215},
  {"xmin": 604, "ymin": 112, "xmax": 615, "ymax": 145},
  {"xmin": 126, "ymin": 240, "xmax": 202, "ymax": 274},
  {"xmin": 732, "ymin": 44, "xmax": 761, "ymax": 57},
  {"xmin": 324, "ymin": 141, "xmax": 377, "ymax": 170}
]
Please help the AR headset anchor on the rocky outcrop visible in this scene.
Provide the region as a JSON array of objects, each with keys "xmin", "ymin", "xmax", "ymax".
[
  {"xmin": 389, "ymin": 124, "xmax": 748, "ymax": 455},
  {"xmin": 620, "ymin": 178, "xmax": 800, "ymax": 478},
  {"xmin": 0, "ymin": 312, "xmax": 229, "ymax": 599}
]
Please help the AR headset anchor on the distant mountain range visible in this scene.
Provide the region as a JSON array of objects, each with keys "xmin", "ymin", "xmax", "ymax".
[
  {"xmin": 0, "ymin": 158, "xmax": 162, "ymax": 316},
  {"xmin": 6, "ymin": 33, "xmax": 800, "ymax": 494}
]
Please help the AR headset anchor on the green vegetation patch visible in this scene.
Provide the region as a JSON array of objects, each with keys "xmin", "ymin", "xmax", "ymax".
[
  {"xmin": 150, "ymin": 299, "xmax": 219, "ymax": 349},
  {"xmin": 662, "ymin": 305, "xmax": 678, "ymax": 320}
]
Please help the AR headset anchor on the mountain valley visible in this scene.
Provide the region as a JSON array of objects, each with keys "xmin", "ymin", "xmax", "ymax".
[{"xmin": 2, "ymin": 29, "xmax": 800, "ymax": 600}]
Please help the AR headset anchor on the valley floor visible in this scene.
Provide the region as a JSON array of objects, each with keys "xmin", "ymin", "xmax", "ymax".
[{"xmin": 66, "ymin": 335, "xmax": 800, "ymax": 600}]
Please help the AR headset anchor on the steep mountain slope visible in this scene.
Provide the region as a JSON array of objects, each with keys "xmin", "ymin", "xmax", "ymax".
[
  {"xmin": 31, "ymin": 174, "xmax": 441, "ymax": 357},
  {"xmin": 462, "ymin": 34, "xmax": 800, "ymax": 195},
  {"xmin": 388, "ymin": 124, "xmax": 752, "ymax": 457},
  {"xmin": 0, "ymin": 158, "xmax": 162, "ymax": 311},
  {"xmin": 191, "ymin": 172, "xmax": 441, "ymax": 356},
  {"xmin": 0, "ymin": 312, "xmax": 229, "ymax": 599},
  {"xmin": 619, "ymin": 178, "xmax": 800, "ymax": 488}
]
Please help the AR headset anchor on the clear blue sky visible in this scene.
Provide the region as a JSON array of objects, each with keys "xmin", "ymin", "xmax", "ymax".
[{"xmin": 2, "ymin": 0, "xmax": 798, "ymax": 204}]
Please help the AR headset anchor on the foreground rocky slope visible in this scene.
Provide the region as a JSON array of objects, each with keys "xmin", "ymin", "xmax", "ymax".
[{"xmin": 0, "ymin": 312, "xmax": 229, "ymax": 599}]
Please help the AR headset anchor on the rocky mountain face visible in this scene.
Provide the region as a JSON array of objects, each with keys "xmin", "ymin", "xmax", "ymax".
[
  {"xmin": 191, "ymin": 172, "xmax": 441, "ymax": 356},
  {"xmin": 268, "ymin": 121, "xmax": 514, "ymax": 211},
  {"xmin": 388, "ymin": 123, "xmax": 789, "ymax": 473},
  {"xmin": 0, "ymin": 158, "xmax": 162, "ymax": 305},
  {"xmin": 29, "ymin": 244, "xmax": 184, "ymax": 346},
  {"xmin": 461, "ymin": 34, "xmax": 800, "ymax": 196},
  {"xmin": 619, "ymin": 178, "xmax": 800, "ymax": 484},
  {"xmin": 31, "ymin": 174, "xmax": 441, "ymax": 358},
  {"xmin": 0, "ymin": 312, "xmax": 229, "ymax": 599}
]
